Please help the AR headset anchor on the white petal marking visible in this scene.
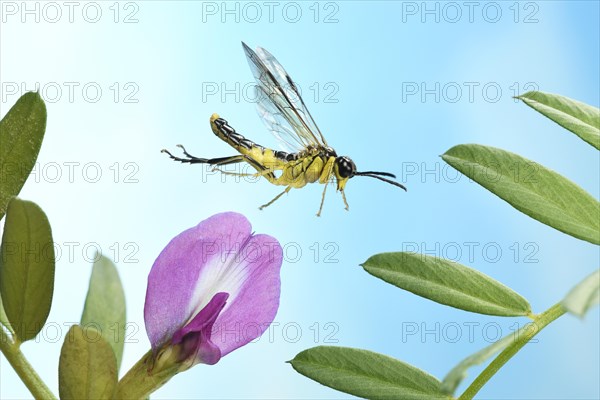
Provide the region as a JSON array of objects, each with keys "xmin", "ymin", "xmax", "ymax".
[{"xmin": 186, "ymin": 240, "xmax": 251, "ymax": 323}]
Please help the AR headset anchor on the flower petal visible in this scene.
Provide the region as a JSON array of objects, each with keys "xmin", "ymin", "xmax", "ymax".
[
  {"xmin": 210, "ymin": 233, "xmax": 282, "ymax": 356},
  {"xmin": 172, "ymin": 292, "xmax": 229, "ymax": 365},
  {"xmin": 144, "ymin": 212, "xmax": 252, "ymax": 350}
]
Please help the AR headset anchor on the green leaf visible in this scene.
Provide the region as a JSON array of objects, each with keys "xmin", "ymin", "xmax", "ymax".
[
  {"xmin": 442, "ymin": 144, "xmax": 600, "ymax": 245},
  {"xmin": 0, "ymin": 92, "xmax": 47, "ymax": 221},
  {"xmin": 0, "ymin": 294, "xmax": 15, "ymax": 336},
  {"xmin": 290, "ymin": 346, "xmax": 449, "ymax": 400},
  {"xmin": 517, "ymin": 91, "xmax": 600, "ymax": 150},
  {"xmin": 81, "ymin": 255, "xmax": 126, "ymax": 371},
  {"xmin": 59, "ymin": 325, "xmax": 117, "ymax": 400},
  {"xmin": 442, "ymin": 328, "xmax": 522, "ymax": 394},
  {"xmin": 362, "ymin": 253, "xmax": 531, "ymax": 316},
  {"xmin": 562, "ymin": 269, "xmax": 600, "ymax": 318},
  {"xmin": 0, "ymin": 198, "xmax": 55, "ymax": 342}
]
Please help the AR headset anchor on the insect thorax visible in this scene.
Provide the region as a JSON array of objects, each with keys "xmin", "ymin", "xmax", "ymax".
[{"xmin": 296, "ymin": 145, "xmax": 337, "ymax": 159}]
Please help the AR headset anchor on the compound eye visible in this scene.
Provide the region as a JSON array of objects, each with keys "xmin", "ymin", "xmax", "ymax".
[{"xmin": 336, "ymin": 157, "xmax": 355, "ymax": 178}]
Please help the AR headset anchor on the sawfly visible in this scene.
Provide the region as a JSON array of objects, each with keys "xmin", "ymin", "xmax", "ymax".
[{"xmin": 162, "ymin": 42, "xmax": 406, "ymax": 216}]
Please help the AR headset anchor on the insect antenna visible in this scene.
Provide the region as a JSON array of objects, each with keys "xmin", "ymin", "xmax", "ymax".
[
  {"xmin": 356, "ymin": 170, "xmax": 397, "ymax": 178},
  {"xmin": 355, "ymin": 171, "xmax": 407, "ymax": 191}
]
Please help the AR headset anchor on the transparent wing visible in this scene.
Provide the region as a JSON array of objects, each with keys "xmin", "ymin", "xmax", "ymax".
[
  {"xmin": 242, "ymin": 42, "xmax": 328, "ymax": 152},
  {"xmin": 255, "ymin": 85, "xmax": 305, "ymax": 152}
]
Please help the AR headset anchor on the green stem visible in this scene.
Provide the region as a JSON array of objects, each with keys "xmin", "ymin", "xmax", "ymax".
[
  {"xmin": 0, "ymin": 329, "xmax": 57, "ymax": 399},
  {"xmin": 459, "ymin": 302, "xmax": 566, "ymax": 400}
]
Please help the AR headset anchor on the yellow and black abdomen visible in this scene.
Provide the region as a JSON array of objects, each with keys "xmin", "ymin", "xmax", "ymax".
[
  {"xmin": 210, "ymin": 113, "xmax": 293, "ymax": 169},
  {"xmin": 209, "ymin": 114, "xmax": 336, "ymax": 189}
]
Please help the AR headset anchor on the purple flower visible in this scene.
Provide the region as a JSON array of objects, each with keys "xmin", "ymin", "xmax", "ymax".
[{"xmin": 144, "ymin": 212, "xmax": 282, "ymax": 367}]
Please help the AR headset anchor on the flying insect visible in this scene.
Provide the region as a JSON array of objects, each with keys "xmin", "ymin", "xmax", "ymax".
[{"xmin": 162, "ymin": 42, "xmax": 406, "ymax": 216}]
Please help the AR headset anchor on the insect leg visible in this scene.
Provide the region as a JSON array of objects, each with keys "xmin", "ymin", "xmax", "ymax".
[
  {"xmin": 161, "ymin": 147, "xmax": 212, "ymax": 164},
  {"xmin": 213, "ymin": 157, "xmax": 277, "ymax": 181},
  {"xmin": 161, "ymin": 144, "xmax": 244, "ymax": 165},
  {"xmin": 316, "ymin": 182, "xmax": 329, "ymax": 217},
  {"xmin": 259, "ymin": 186, "xmax": 292, "ymax": 210},
  {"xmin": 177, "ymin": 144, "xmax": 203, "ymax": 160},
  {"xmin": 162, "ymin": 145, "xmax": 266, "ymax": 171},
  {"xmin": 215, "ymin": 168, "xmax": 266, "ymax": 178},
  {"xmin": 210, "ymin": 156, "xmax": 251, "ymax": 166},
  {"xmin": 162, "ymin": 144, "xmax": 277, "ymax": 180},
  {"xmin": 340, "ymin": 189, "xmax": 350, "ymax": 211}
]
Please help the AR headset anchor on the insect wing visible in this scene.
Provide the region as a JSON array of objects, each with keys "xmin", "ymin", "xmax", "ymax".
[
  {"xmin": 254, "ymin": 45, "xmax": 327, "ymax": 145},
  {"xmin": 255, "ymin": 85, "xmax": 305, "ymax": 152},
  {"xmin": 242, "ymin": 42, "xmax": 328, "ymax": 151}
]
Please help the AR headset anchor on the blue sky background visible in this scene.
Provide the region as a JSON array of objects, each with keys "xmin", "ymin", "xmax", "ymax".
[{"xmin": 1, "ymin": 1, "xmax": 599, "ymax": 398}]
